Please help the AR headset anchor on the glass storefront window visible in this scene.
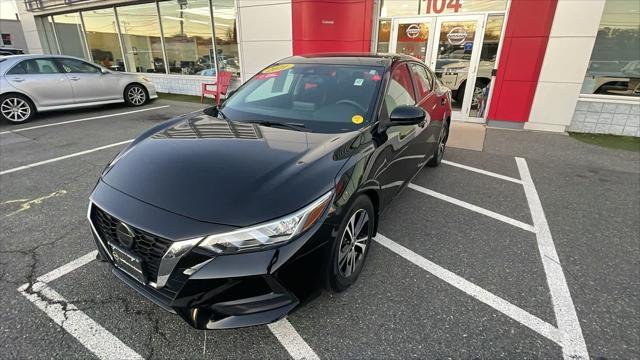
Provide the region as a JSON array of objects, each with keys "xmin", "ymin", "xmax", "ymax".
[
  {"xmin": 470, "ymin": 14, "xmax": 504, "ymax": 117},
  {"xmin": 581, "ymin": 0, "xmax": 640, "ymax": 97},
  {"xmin": 39, "ymin": 0, "xmax": 241, "ymax": 81},
  {"xmin": 36, "ymin": 16, "xmax": 59, "ymax": 55},
  {"xmin": 395, "ymin": 22, "xmax": 430, "ymax": 62},
  {"xmin": 376, "ymin": 20, "xmax": 391, "ymax": 53},
  {"xmin": 212, "ymin": 0, "xmax": 240, "ymax": 81},
  {"xmin": 159, "ymin": 0, "xmax": 215, "ymax": 76},
  {"xmin": 420, "ymin": 0, "xmax": 507, "ymax": 15},
  {"xmin": 82, "ymin": 8, "xmax": 125, "ymax": 71},
  {"xmin": 380, "ymin": 0, "xmax": 419, "ymax": 17},
  {"xmin": 117, "ymin": 3, "xmax": 165, "ymax": 73},
  {"xmin": 52, "ymin": 12, "xmax": 89, "ymax": 60}
]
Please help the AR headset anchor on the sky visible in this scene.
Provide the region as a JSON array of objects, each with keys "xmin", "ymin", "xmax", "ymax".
[{"xmin": 0, "ymin": 0, "xmax": 18, "ymax": 20}]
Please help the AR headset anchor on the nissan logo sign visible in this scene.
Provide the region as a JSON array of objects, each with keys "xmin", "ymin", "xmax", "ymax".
[
  {"xmin": 447, "ymin": 27, "xmax": 468, "ymax": 45},
  {"xmin": 406, "ymin": 24, "xmax": 421, "ymax": 39},
  {"xmin": 116, "ymin": 222, "xmax": 135, "ymax": 249}
]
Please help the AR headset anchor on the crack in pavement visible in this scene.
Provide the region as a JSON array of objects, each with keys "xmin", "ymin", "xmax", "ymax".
[{"xmin": 0, "ymin": 221, "xmax": 84, "ymax": 289}]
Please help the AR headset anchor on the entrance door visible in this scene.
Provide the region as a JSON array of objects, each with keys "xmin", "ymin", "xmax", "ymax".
[
  {"xmin": 429, "ymin": 15, "xmax": 484, "ymax": 122},
  {"xmin": 389, "ymin": 18, "xmax": 434, "ymax": 63}
]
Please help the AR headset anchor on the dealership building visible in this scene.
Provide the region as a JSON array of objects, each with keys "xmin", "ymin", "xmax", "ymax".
[{"xmin": 11, "ymin": 0, "xmax": 640, "ymax": 136}]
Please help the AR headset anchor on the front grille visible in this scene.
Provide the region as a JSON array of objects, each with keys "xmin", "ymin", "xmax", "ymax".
[{"xmin": 91, "ymin": 205, "xmax": 172, "ymax": 283}]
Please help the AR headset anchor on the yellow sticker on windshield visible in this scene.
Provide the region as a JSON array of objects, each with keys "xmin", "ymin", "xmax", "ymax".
[
  {"xmin": 262, "ymin": 64, "xmax": 294, "ymax": 74},
  {"xmin": 352, "ymin": 115, "xmax": 364, "ymax": 124}
]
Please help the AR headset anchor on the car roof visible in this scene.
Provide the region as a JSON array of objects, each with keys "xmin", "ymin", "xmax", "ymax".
[
  {"xmin": 0, "ymin": 54, "xmax": 87, "ymax": 61},
  {"xmin": 275, "ymin": 53, "xmax": 420, "ymax": 68}
]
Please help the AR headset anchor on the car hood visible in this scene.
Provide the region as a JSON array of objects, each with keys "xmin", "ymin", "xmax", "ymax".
[{"xmin": 102, "ymin": 113, "xmax": 358, "ymax": 227}]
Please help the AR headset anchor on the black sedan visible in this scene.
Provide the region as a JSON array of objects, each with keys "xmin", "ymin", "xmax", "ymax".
[{"xmin": 88, "ymin": 53, "xmax": 452, "ymax": 329}]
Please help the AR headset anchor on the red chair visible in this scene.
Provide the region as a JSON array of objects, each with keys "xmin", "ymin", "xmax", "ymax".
[{"xmin": 201, "ymin": 71, "xmax": 233, "ymax": 105}]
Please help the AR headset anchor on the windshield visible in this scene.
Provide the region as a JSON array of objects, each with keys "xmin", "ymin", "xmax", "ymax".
[{"xmin": 221, "ymin": 63, "xmax": 384, "ymax": 133}]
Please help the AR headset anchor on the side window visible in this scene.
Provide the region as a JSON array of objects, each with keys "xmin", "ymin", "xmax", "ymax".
[
  {"xmin": 384, "ymin": 64, "xmax": 416, "ymax": 115},
  {"xmin": 409, "ymin": 63, "xmax": 432, "ymax": 99},
  {"xmin": 7, "ymin": 59, "xmax": 60, "ymax": 75},
  {"xmin": 6, "ymin": 62, "xmax": 26, "ymax": 75},
  {"xmin": 58, "ymin": 58, "xmax": 101, "ymax": 74}
]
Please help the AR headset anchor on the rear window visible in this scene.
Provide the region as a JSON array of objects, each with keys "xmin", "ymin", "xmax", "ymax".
[{"xmin": 221, "ymin": 63, "xmax": 384, "ymax": 133}]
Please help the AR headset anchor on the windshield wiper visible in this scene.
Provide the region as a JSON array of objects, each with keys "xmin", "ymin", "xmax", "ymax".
[{"xmin": 243, "ymin": 120, "xmax": 306, "ymax": 132}]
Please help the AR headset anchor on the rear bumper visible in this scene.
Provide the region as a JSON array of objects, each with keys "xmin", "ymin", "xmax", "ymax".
[
  {"xmin": 145, "ymin": 83, "xmax": 158, "ymax": 99},
  {"xmin": 88, "ymin": 180, "xmax": 333, "ymax": 329}
]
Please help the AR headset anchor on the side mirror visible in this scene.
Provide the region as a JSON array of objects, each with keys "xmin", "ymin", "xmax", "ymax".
[
  {"xmin": 101, "ymin": 68, "xmax": 110, "ymax": 75},
  {"xmin": 389, "ymin": 105, "xmax": 426, "ymax": 126}
]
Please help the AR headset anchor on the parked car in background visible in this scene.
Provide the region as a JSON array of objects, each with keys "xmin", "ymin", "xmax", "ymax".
[
  {"xmin": 0, "ymin": 47, "xmax": 24, "ymax": 56},
  {"xmin": 0, "ymin": 54, "xmax": 157, "ymax": 123},
  {"xmin": 87, "ymin": 53, "xmax": 452, "ymax": 330},
  {"xmin": 582, "ymin": 60, "xmax": 640, "ymax": 97}
]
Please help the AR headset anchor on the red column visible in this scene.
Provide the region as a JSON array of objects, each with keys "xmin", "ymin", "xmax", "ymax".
[
  {"xmin": 291, "ymin": 0, "xmax": 374, "ymax": 55},
  {"xmin": 487, "ymin": 0, "xmax": 558, "ymax": 122}
]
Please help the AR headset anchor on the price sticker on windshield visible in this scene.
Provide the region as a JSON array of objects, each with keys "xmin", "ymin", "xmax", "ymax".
[
  {"xmin": 352, "ymin": 115, "xmax": 364, "ymax": 124},
  {"xmin": 262, "ymin": 64, "xmax": 294, "ymax": 74}
]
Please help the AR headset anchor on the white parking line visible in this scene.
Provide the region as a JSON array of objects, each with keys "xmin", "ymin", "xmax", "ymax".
[
  {"xmin": 18, "ymin": 250, "xmax": 143, "ymax": 360},
  {"xmin": 0, "ymin": 106, "xmax": 170, "ymax": 135},
  {"xmin": 268, "ymin": 318, "xmax": 320, "ymax": 360},
  {"xmin": 442, "ymin": 160, "xmax": 523, "ymax": 184},
  {"xmin": 18, "ymin": 250, "xmax": 319, "ymax": 359},
  {"xmin": 374, "ymin": 234, "xmax": 562, "ymax": 344},
  {"xmin": 37, "ymin": 250, "xmax": 97, "ymax": 284},
  {"xmin": 0, "ymin": 139, "xmax": 133, "ymax": 176},
  {"xmin": 516, "ymin": 157, "xmax": 589, "ymax": 359},
  {"xmin": 407, "ymin": 183, "xmax": 535, "ymax": 233},
  {"xmin": 19, "ymin": 282, "xmax": 144, "ymax": 360}
]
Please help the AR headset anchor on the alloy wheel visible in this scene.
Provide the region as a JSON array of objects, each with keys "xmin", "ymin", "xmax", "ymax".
[
  {"xmin": 471, "ymin": 86, "xmax": 484, "ymax": 106},
  {"xmin": 128, "ymin": 86, "xmax": 146, "ymax": 105},
  {"xmin": 1, "ymin": 97, "xmax": 31, "ymax": 122},
  {"xmin": 338, "ymin": 209, "xmax": 370, "ymax": 278}
]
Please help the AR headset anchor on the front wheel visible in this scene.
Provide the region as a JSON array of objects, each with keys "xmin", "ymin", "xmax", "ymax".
[
  {"xmin": 124, "ymin": 84, "xmax": 148, "ymax": 106},
  {"xmin": 326, "ymin": 195, "xmax": 375, "ymax": 292},
  {"xmin": 0, "ymin": 94, "xmax": 35, "ymax": 124},
  {"xmin": 427, "ymin": 122, "xmax": 449, "ymax": 167}
]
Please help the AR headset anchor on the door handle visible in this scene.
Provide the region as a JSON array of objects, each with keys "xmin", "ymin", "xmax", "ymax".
[
  {"xmin": 11, "ymin": 78, "xmax": 24, "ymax": 83},
  {"xmin": 69, "ymin": 76, "xmax": 80, "ymax": 81}
]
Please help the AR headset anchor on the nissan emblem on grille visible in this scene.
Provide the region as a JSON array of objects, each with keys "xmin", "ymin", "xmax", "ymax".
[{"xmin": 116, "ymin": 222, "xmax": 135, "ymax": 249}]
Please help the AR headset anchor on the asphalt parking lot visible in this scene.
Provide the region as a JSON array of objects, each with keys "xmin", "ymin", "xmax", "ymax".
[{"xmin": 1, "ymin": 100, "xmax": 638, "ymax": 359}]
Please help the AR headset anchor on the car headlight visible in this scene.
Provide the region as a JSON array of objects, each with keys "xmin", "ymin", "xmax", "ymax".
[{"xmin": 197, "ymin": 191, "xmax": 333, "ymax": 254}]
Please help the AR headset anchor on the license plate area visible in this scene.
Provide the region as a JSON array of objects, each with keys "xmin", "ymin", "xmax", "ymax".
[{"xmin": 110, "ymin": 242, "xmax": 146, "ymax": 284}]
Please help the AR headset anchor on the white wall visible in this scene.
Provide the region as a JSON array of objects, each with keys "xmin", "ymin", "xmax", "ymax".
[
  {"xmin": 13, "ymin": 0, "xmax": 43, "ymax": 53},
  {"xmin": 526, "ymin": 0, "xmax": 606, "ymax": 132},
  {"xmin": 236, "ymin": 0, "xmax": 292, "ymax": 81},
  {"xmin": 0, "ymin": 19, "xmax": 28, "ymax": 50}
]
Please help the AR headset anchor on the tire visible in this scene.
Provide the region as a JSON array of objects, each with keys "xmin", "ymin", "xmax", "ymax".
[
  {"xmin": 326, "ymin": 195, "xmax": 375, "ymax": 292},
  {"xmin": 427, "ymin": 121, "xmax": 449, "ymax": 167},
  {"xmin": 0, "ymin": 93, "xmax": 35, "ymax": 124},
  {"xmin": 124, "ymin": 84, "xmax": 148, "ymax": 106},
  {"xmin": 456, "ymin": 80, "xmax": 487, "ymax": 106}
]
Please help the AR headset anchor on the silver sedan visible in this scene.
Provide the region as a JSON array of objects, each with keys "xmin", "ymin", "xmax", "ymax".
[{"xmin": 0, "ymin": 54, "xmax": 157, "ymax": 123}]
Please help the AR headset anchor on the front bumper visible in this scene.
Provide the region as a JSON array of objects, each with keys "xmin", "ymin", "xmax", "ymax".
[{"xmin": 88, "ymin": 181, "xmax": 332, "ymax": 329}]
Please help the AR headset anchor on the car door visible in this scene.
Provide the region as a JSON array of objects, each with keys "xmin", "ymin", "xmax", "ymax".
[
  {"xmin": 409, "ymin": 62, "xmax": 446, "ymax": 159},
  {"xmin": 5, "ymin": 58, "xmax": 74, "ymax": 107},
  {"xmin": 55, "ymin": 58, "xmax": 121, "ymax": 103},
  {"xmin": 375, "ymin": 63, "xmax": 425, "ymax": 205}
]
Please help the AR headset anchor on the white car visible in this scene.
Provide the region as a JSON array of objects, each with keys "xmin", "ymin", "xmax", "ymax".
[{"xmin": 0, "ymin": 54, "xmax": 157, "ymax": 123}]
